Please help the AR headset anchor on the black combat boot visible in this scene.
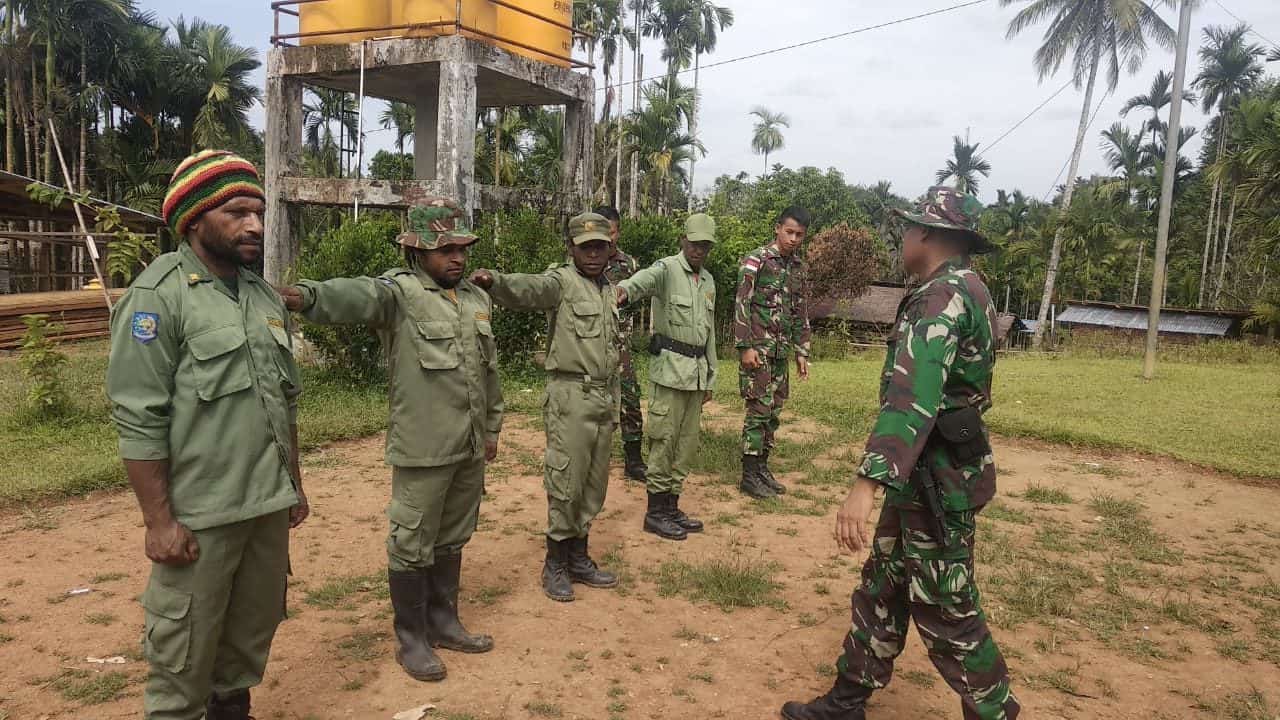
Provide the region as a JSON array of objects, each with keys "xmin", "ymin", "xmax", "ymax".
[
  {"xmin": 669, "ymin": 494, "xmax": 704, "ymax": 533},
  {"xmin": 425, "ymin": 552, "xmax": 494, "ymax": 653},
  {"xmin": 566, "ymin": 535, "xmax": 618, "ymax": 588},
  {"xmin": 760, "ymin": 449, "xmax": 788, "ymax": 495},
  {"xmin": 779, "ymin": 673, "xmax": 871, "ymax": 720},
  {"xmin": 542, "ymin": 537, "xmax": 574, "ymax": 602},
  {"xmin": 740, "ymin": 455, "xmax": 776, "ymax": 499},
  {"xmin": 624, "ymin": 441, "xmax": 648, "ymax": 481},
  {"xmin": 643, "ymin": 492, "xmax": 687, "ymax": 541},
  {"xmin": 206, "ymin": 689, "xmax": 251, "ymax": 720},
  {"xmin": 388, "ymin": 570, "xmax": 447, "ymax": 681}
]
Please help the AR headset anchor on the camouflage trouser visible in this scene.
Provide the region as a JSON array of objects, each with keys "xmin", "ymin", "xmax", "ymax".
[
  {"xmin": 836, "ymin": 503, "xmax": 1020, "ymax": 720},
  {"xmin": 618, "ymin": 343, "xmax": 644, "ymax": 443},
  {"xmin": 739, "ymin": 355, "xmax": 789, "ymax": 456}
]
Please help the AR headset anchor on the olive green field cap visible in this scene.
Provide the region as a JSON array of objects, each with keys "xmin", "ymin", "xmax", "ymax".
[
  {"xmin": 685, "ymin": 213, "xmax": 717, "ymax": 243},
  {"xmin": 568, "ymin": 212, "xmax": 613, "ymax": 245}
]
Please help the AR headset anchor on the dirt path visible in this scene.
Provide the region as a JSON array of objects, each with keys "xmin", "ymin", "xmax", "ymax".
[{"xmin": 1, "ymin": 408, "xmax": 1278, "ymax": 720}]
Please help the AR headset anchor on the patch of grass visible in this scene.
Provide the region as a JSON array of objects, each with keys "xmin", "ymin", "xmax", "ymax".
[
  {"xmin": 1023, "ymin": 667, "xmax": 1079, "ymax": 695},
  {"xmin": 902, "ymin": 669, "xmax": 936, "ymax": 689},
  {"xmin": 1217, "ymin": 638, "xmax": 1252, "ymax": 662},
  {"xmin": 1192, "ymin": 689, "xmax": 1275, "ymax": 720},
  {"xmin": 49, "ymin": 669, "xmax": 132, "ymax": 705},
  {"xmin": 650, "ymin": 554, "xmax": 783, "ymax": 611},
  {"xmin": 304, "ymin": 572, "xmax": 386, "ymax": 610},
  {"xmin": 524, "ymin": 701, "xmax": 563, "ymax": 717},
  {"xmin": 714, "ymin": 513, "xmax": 743, "ymax": 527},
  {"xmin": 340, "ymin": 678, "xmax": 365, "ymax": 691},
  {"xmin": 336, "ymin": 630, "xmax": 388, "ymax": 662},
  {"xmin": 607, "ymin": 701, "xmax": 628, "ymax": 713},
  {"xmin": 1033, "ymin": 523, "xmax": 1078, "ymax": 553},
  {"xmin": 1088, "ymin": 493, "xmax": 1183, "ymax": 565},
  {"xmin": 1251, "ymin": 579, "xmax": 1280, "ymax": 601},
  {"xmin": 814, "ymin": 663, "xmax": 836, "ymax": 678},
  {"xmin": 473, "ymin": 585, "xmax": 510, "ymax": 606},
  {"xmin": 1023, "ymin": 484, "xmax": 1073, "ymax": 505},
  {"xmin": 84, "ymin": 612, "xmax": 117, "ymax": 626},
  {"xmin": 688, "ymin": 671, "xmax": 714, "ymax": 683},
  {"xmin": 984, "ymin": 502, "xmax": 1033, "ymax": 525},
  {"xmin": 89, "ymin": 572, "xmax": 128, "ymax": 584},
  {"xmin": 987, "ymin": 560, "xmax": 1089, "ymax": 628},
  {"xmin": 0, "ymin": 632, "xmax": 13, "ymax": 644},
  {"xmin": 797, "ymin": 612, "xmax": 819, "ymax": 628}
]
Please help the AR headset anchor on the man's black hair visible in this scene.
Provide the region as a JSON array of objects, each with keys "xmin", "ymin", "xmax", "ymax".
[
  {"xmin": 593, "ymin": 205, "xmax": 621, "ymax": 223},
  {"xmin": 775, "ymin": 205, "xmax": 811, "ymax": 229}
]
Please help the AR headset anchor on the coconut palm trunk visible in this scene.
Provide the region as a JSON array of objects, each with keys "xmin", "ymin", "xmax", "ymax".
[
  {"xmin": 687, "ymin": 50, "xmax": 700, "ymax": 211},
  {"xmin": 1131, "ymin": 238, "xmax": 1145, "ymax": 304},
  {"xmin": 1198, "ymin": 171, "xmax": 1220, "ymax": 307},
  {"xmin": 1033, "ymin": 43, "xmax": 1100, "ymax": 349},
  {"xmin": 79, "ymin": 44, "xmax": 88, "ymax": 191},
  {"xmin": 1213, "ymin": 189, "xmax": 1237, "ymax": 307}
]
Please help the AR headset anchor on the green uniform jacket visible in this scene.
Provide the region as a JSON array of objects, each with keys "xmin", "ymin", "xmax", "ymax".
[
  {"xmin": 618, "ymin": 252, "xmax": 718, "ymax": 391},
  {"xmin": 106, "ymin": 244, "xmax": 301, "ymax": 532},
  {"xmin": 733, "ymin": 243, "xmax": 811, "ymax": 359},
  {"xmin": 295, "ymin": 268, "xmax": 503, "ymax": 468},
  {"xmin": 488, "ymin": 264, "xmax": 619, "ymax": 381},
  {"xmin": 857, "ymin": 258, "xmax": 999, "ymax": 511}
]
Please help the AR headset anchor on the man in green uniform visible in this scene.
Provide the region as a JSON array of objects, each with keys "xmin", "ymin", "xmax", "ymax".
[
  {"xmin": 596, "ymin": 205, "xmax": 647, "ymax": 482},
  {"xmin": 470, "ymin": 212, "xmax": 619, "ymax": 603},
  {"xmin": 107, "ymin": 150, "xmax": 307, "ymax": 720},
  {"xmin": 734, "ymin": 206, "xmax": 812, "ymax": 499},
  {"xmin": 277, "ymin": 198, "xmax": 501, "ymax": 682},
  {"xmin": 616, "ymin": 213, "xmax": 717, "ymax": 541},
  {"xmin": 781, "ymin": 188, "xmax": 1020, "ymax": 720}
]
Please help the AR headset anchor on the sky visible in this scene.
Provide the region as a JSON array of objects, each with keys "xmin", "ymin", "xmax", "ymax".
[{"xmin": 137, "ymin": 0, "xmax": 1280, "ymax": 204}]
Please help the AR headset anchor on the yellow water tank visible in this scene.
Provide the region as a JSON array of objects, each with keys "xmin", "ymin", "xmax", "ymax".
[
  {"xmin": 496, "ymin": 0, "xmax": 573, "ymax": 68},
  {"xmin": 299, "ymin": 0, "xmax": 392, "ymax": 46},
  {"xmin": 391, "ymin": 0, "xmax": 497, "ymax": 39}
]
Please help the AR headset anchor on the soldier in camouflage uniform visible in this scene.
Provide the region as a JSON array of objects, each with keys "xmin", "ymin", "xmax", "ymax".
[
  {"xmin": 734, "ymin": 206, "xmax": 813, "ymax": 499},
  {"xmin": 781, "ymin": 188, "xmax": 1020, "ymax": 720},
  {"xmin": 279, "ymin": 199, "xmax": 502, "ymax": 683},
  {"xmin": 596, "ymin": 206, "xmax": 647, "ymax": 481}
]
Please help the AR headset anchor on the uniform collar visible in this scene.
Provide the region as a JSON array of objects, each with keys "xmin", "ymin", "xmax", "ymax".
[
  {"xmin": 921, "ymin": 257, "xmax": 966, "ymax": 284},
  {"xmin": 676, "ymin": 251, "xmax": 706, "ymax": 280},
  {"xmin": 178, "ymin": 243, "xmax": 258, "ymax": 287},
  {"xmin": 413, "ymin": 265, "xmax": 469, "ymax": 293}
]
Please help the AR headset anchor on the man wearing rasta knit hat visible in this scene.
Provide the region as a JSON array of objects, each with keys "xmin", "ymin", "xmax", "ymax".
[
  {"xmin": 106, "ymin": 150, "xmax": 306, "ymax": 720},
  {"xmin": 279, "ymin": 198, "xmax": 503, "ymax": 683}
]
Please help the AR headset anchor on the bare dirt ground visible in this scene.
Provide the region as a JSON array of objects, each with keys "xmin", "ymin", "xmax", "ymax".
[{"xmin": 2, "ymin": 403, "xmax": 1278, "ymax": 720}]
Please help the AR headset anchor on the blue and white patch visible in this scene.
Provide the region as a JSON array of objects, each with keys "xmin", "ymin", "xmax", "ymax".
[{"xmin": 131, "ymin": 312, "xmax": 159, "ymax": 344}]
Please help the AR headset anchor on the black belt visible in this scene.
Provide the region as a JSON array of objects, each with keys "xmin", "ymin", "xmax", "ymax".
[{"xmin": 649, "ymin": 333, "xmax": 706, "ymax": 359}]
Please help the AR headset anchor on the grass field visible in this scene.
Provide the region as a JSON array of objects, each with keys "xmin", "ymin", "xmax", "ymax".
[{"xmin": 1, "ymin": 341, "xmax": 1276, "ymax": 504}]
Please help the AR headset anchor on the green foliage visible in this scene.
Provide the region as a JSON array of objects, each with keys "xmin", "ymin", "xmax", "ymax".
[
  {"xmin": 298, "ymin": 216, "xmax": 403, "ymax": 382},
  {"xmin": 18, "ymin": 315, "xmax": 70, "ymax": 419},
  {"xmin": 368, "ymin": 150, "xmax": 414, "ymax": 181},
  {"xmin": 24, "ymin": 183, "xmax": 158, "ymax": 285}
]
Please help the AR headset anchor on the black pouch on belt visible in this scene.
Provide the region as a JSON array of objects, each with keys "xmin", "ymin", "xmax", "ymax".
[{"xmin": 933, "ymin": 406, "xmax": 991, "ymax": 465}]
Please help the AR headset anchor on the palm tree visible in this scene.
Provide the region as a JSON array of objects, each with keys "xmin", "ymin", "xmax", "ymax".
[
  {"xmin": 1120, "ymin": 70, "xmax": 1198, "ymax": 152},
  {"xmin": 936, "ymin": 135, "xmax": 992, "ymax": 194},
  {"xmin": 169, "ymin": 17, "xmax": 261, "ymax": 151},
  {"xmin": 1192, "ymin": 24, "xmax": 1265, "ymax": 307},
  {"xmin": 380, "ymin": 101, "xmax": 414, "ymax": 155},
  {"xmin": 683, "ymin": 0, "xmax": 732, "ymax": 209},
  {"xmin": 303, "ymin": 88, "xmax": 357, "ymax": 177},
  {"xmin": 1000, "ymin": 0, "xmax": 1175, "ymax": 348},
  {"xmin": 1100, "ymin": 123, "xmax": 1145, "ymax": 196},
  {"xmin": 628, "ymin": 81, "xmax": 701, "ymax": 213},
  {"xmin": 641, "ymin": 0, "xmax": 693, "ymax": 86},
  {"xmin": 749, "ymin": 106, "xmax": 788, "ymax": 172}
]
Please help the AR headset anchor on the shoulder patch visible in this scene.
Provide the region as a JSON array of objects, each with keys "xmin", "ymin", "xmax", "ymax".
[
  {"xmin": 742, "ymin": 257, "xmax": 762, "ymax": 272},
  {"xmin": 131, "ymin": 312, "xmax": 159, "ymax": 344}
]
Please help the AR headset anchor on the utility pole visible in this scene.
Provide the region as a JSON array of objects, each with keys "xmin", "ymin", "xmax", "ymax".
[{"xmin": 1144, "ymin": 0, "xmax": 1194, "ymax": 380}]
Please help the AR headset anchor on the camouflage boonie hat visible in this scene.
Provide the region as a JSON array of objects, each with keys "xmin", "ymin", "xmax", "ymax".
[
  {"xmin": 568, "ymin": 212, "xmax": 612, "ymax": 246},
  {"xmin": 894, "ymin": 186, "xmax": 994, "ymax": 254},
  {"xmin": 396, "ymin": 198, "xmax": 478, "ymax": 250}
]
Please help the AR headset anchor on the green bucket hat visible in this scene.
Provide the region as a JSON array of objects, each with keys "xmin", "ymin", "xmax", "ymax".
[
  {"xmin": 893, "ymin": 186, "xmax": 994, "ymax": 254},
  {"xmin": 685, "ymin": 213, "xmax": 717, "ymax": 243},
  {"xmin": 397, "ymin": 198, "xmax": 478, "ymax": 250},
  {"xmin": 568, "ymin": 212, "xmax": 613, "ymax": 245}
]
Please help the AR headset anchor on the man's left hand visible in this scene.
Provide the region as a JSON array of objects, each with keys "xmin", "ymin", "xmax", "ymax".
[
  {"xmin": 703, "ymin": 390, "xmax": 714, "ymax": 405},
  {"xmin": 796, "ymin": 356, "xmax": 810, "ymax": 381},
  {"xmin": 289, "ymin": 491, "xmax": 310, "ymax": 528},
  {"xmin": 485, "ymin": 437, "xmax": 499, "ymax": 462}
]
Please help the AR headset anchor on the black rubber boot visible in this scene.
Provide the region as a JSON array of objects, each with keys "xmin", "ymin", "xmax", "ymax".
[
  {"xmin": 643, "ymin": 492, "xmax": 688, "ymax": 541},
  {"xmin": 206, "ymin": 689, "xmax": 251, "ymax": 720},
  {"xmin": 388, "ymin": 570, "xmax": 447, "ymax": 681},
  {"xmin": 426, "ymin": 553, "xmax": 494, "ymax": 654},
  {"xmin": 779, "ymin": 674, "xmax": 871, "ymax": 720},
  {"xmin": 669, "ymin": 494, "xmax": 704, "ymax": 533},
  {"xmin": 566, "ymin": 535, "xmax": 618, "ymax": 588},
  {"xmin": 542, "ymin": 537, "xmax": 574, "ymax": 602},
  {"xmin": 624, "ymin": 441, "xmax": 648, "ymax": 481},
  {"xmin": 761, "ymin": 450, "xmax": 787, "ymax": 495},
  {"xmin": 740, "ymin": 455, "xmax": 777, "ymax": 499}
]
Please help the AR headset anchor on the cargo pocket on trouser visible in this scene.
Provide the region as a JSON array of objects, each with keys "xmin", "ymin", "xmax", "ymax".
[
  {"xmin": 543, "ymin": 446, "xmax": 572, "ymax": 502},
  {"xmin": 141, "ymin": 582, "xmax": 193, "ymax": 674},
  {"xmin": 386, "ymin": 500, "xmax": 425, "ymax": 569},
  {"xmin": 646, "ymin": 391, "xmax": 672, "ymax": 442}
]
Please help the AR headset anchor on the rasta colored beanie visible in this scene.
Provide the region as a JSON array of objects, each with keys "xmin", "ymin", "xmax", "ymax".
[{"xmin": 162, "ymin": 150, "xmax": 265, "ymax": 237}]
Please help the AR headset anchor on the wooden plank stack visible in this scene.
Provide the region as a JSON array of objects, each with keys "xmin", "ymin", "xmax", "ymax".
[{"xmin": 0, "ymin": 290, "xmax": 124, "ymax": 350}]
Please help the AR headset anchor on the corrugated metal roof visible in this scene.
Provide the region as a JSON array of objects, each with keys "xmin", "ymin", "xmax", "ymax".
[{"xmin": 1058, "ymin": 306, "xmax": 1234, "ymax": 336}]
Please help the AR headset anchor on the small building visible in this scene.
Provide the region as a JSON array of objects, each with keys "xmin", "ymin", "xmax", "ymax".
[
  {"xmin": 1057, "ymin": 300, "xmax": 1249, "ymax": 344},
  {"xmin": 810, "ymin": 282, "xmax": 908, "ymax": 342}
]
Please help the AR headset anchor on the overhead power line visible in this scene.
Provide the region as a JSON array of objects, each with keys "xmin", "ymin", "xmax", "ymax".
[
  {"xmin": 976, "ymin": 79, "xmax": 1075, "ymax": 158},
  {"xmin": 604, "ymin": 0, "xmax": 991, "ymax": 93},
  {"xmin": 1211, "ymin": 0, "xmax": 1280, "ymax": 51},
  {"xmin": 1043, "ymin": 91, "xmax": 1112, "ymax": 202}
]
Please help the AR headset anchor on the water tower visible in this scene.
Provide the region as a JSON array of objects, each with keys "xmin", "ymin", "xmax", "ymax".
[{"xmin": 262, "ymin": 0, "xmax": 596, "ymax": 283}]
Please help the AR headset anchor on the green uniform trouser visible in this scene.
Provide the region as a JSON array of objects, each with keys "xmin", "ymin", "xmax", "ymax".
[
  {"xmin": 543, "ymin": 374, "xmax": 618, "ymax": 541},
  {"xmin": 740, "ymin": 355, "xmax": 790, "ymax": 456},
  {"xmin": 385, "ymin": 459, "xmax": 485, "ymax": 572},
  {"xmin": 645, "ymin": 383, "xmax": 704, "ymax": 496},
  {"xmin": 141, "ymin": 510, "xmax": 289, "ymax": 720},
  {"xmin": 618, "ymin": 343, "xmax": 644, "ymax": 444}
]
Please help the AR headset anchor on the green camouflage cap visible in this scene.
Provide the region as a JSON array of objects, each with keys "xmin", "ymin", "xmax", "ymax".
[
  {"xmin": 685, "ymin": 213, "xmax": 717, "ymax": 243},
  {"xmin": 396, "ymin": 198, "xmax": 479, "ymax": 250},
  {"xmin": 568, "ymin": 212, "xmax": 613, "ymax": 245},
  {"xmin": 894, "ymin": 186, "xmax": 994, "ymax": 254}
]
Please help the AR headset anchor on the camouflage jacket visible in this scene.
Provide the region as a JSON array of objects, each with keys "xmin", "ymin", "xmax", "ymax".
[
  {"xmin": 605, "ymin": 249, "xmax": 640, "ymax": 337},
  {"xmin": 857, "ymin": 258, "xmax": 999, "ymax": 511},
  {"xmin": 733, "ymin": 244, "xmax": 811, "ymax": 358}
]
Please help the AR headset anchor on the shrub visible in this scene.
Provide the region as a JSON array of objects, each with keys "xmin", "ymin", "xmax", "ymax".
[
  {"xmin": 806, "ymin": 223, "xmax": 886, "ymax": 305},
  {"xmin": 19, "ymin": 314, "xmax": 71, "ymax": 419}
]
